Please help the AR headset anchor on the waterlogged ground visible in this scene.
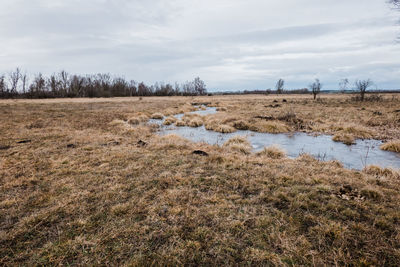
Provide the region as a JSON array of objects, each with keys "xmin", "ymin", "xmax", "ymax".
[{"xmin": 153, "ymin": 106, "xmax": 400, "ymax": 170}]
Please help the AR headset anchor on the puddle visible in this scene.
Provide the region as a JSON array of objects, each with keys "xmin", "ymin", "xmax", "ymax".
[
  {"xmin": 151, "ymin": 106, "xmax": 400, "ymax": 170},
  {"xmin": 174, "ymin": 107, "xmax": 218, "ymax": 119}
]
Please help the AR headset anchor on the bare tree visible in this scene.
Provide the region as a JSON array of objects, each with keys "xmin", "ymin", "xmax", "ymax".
[
  {"xmin": 174, "ymin": 82, "xmax": 181, "ymax": 96},
  {"xmin": 129, "ymin": 80, "xmax": 137, "ymax": 96},
  {"xmin": 58, "ymin": 70, "xmax": 69, "ymax": 97},
  {"xmin": 8, "ymin": 68, "xmax": 21, "ymax": 94},
  {"xmin": 21, "ymin": 72, "xmax": 28, "ymax": 94},
  {"xmin": 193, "ymin": 77, "xmax": 207, "ymax": 95},
  {"xmin": 48, "ymin": 74, "xmax": 61, "ymax": 97},
  {"xmin": 355, "ymin": 79, "xmax": 373, "ymax": 101},
  {"xmin": 29, "ymin": 73, "xmax": 46, "ymax": 97},
  {"xmin": 275, "ymin": 79, "xmax": 284, "ymax": 94},
  {"xmin": 0, "ymin": 75, "xmax": 7, "ymax": 97},
  {"xmin": 309, "ymin": 79, "xmax": 322, "ymax": 100},
  {"xmin": 339, "ymin": 78, "xmax": 349, "ymax": 93}
]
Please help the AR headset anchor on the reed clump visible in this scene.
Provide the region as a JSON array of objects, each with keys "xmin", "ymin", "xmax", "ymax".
[
  {"xmin": 163, "ymin": 116, "xmax": 177, "ymax": 125},
  {"xmin": 380, "ymin": 140, "xmax": 400, "ymax": 153},
  {"xmin": 223, "ymin": 135, "xmax": 252, "ymax": 154},
  {"xmin": 249, "ymin": 121, "xmax": 289, "ymax": 133},
  {"xmin": 151, "ymin": 113, "xmax": 164, "ymax": 119},
  {"xmin": 332, "ymin": 133, "xmax": 356, "ymax": 145},
  {"xmin": 257, "ymin": 145, "xmax": 286, "ymax": 159}
]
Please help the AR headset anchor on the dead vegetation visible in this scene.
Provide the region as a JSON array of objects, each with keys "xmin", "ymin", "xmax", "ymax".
[
  {"xmin": 150, "ymin": 112, "xmax": 164, "ymax": 119},
  {"xmin": 257, "ymin": 145, "xmax": 286, "ymax": 159},
  {"xmin": 1, "ymin": 95, "xmax": 400, "ymax": 266},
  {"xmin": 223, "ymin": 136, "xmax": 252, "ymax": 154},
  {"xmin": 381, "ymin": 140, "xmax": 400, "ymax": 153}
]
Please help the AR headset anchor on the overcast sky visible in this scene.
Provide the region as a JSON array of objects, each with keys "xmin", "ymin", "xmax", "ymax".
[{"xmin": 1, "ymin": 0, "xmax": 399, "ymax": 91}]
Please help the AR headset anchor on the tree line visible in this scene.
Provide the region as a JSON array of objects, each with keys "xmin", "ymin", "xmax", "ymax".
[
  {"xmin": 0, "ymin": 68, "xmax": 207, "ymax": 98},
  {"xmin": 273, "ymin": 78, "xmax": 376, "ymax": 101}
]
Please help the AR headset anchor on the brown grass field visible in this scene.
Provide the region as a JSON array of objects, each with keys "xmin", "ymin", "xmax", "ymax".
[{"xmin": 1, "ymin": 94, "xmax": 400, "ymax": 266}]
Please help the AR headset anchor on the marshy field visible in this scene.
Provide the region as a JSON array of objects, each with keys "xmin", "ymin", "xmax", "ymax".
[{"xmin": 1, "ymin": 94, "xmax": 400, "ymax": 265}]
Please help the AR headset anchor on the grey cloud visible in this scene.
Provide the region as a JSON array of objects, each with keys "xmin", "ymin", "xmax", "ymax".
[{"xmin": 0, "ymin": 0, "xmax": 399, "ymax": 90}]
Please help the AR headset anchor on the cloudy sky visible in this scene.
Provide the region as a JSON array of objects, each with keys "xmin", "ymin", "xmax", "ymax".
[{"xmin": 1, "ymin": 0, "xmax": 399, "ymax": 91}]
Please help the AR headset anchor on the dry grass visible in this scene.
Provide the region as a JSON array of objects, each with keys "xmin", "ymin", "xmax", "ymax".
[
  {"xmin": 214, "ymin": 124, "xmax": 236, "ymax": 133},
  {"xmin": 363, "ymin": 165, "xmax": 400, "ymax": 178},
  {"xmin": 249, "ymin": 121, "xmax": 289, "ymax": 133},
  {"xmin": 380, "ymin": 140, "xmax": 400, "ymax": 153},
  {"xmin": 332, "ymin": 124, "xmax": 374, "ymax": 140},
  {"xmin": 163, "ymin": 116, "xmax": 177, "ymax": 126},
  {"xmin": 187, "ymin": 118, "xmax": 204, "ymax": 127},
  {"xmin": 233, "ymin": 120, "xmax": 250, "ymax": 130},
  {"xmin": 175, "ymin": 120, "xmax": 186, "ymax": 127},
  {"xmin": 257, "ymin": 145, "xmax": 286, "ymax": 159},
  {"xmin": 223, "ymin": 136, "xmax": 252, "ymax": 154},
  {"xmin": 332, "ymin": 133, "xmax": 356, "ymax": 145},
  {"xmin": 151, "ymin": 112, "xmax": 164, "ymax": 119},
  {"xmin": 1, "ymin": 95, "xmax": 400, "ymax": 266},
  {"xmin": 128, "ymin": 114, "xmax": 149, "ymax": 125},
  {"xmin": 204, "ymin": 119, "xmax": 236, "ymax": 133}
]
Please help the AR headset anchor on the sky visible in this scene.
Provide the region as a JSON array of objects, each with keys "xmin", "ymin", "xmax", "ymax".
[{"xmin": 0, "ymin": 0, "xmax": 399, "ymax": 91}]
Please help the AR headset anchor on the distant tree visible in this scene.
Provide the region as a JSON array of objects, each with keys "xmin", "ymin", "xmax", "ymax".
[
  {"xmin": 355, "ymin": 79, "xmax": 373, "ymax": 101},
  {"xmin": 193, "ymin": 77, "xmax": 207, "ymax": 95},
  {"xmin": 309, "ymin": 79, "xmax": 322, "ymax": 100},
  {"xmin": 275, "ymin": 79, "xmax": 284, "ymax": 94},
  {"xmin": 29, "ymin": 73, "xmax": 46, "ymax": 97},
  {"xmin": 129, "ymin": 80, "xmax": 137, "ymax": 96},
  {"xmin": 8, "ymin": 68, "xmax": 21, "ymax": 95},
  {"xmin": 174, "ymin": 82, "xmax": 181, "ymax": 96},
  {"xmin": 0, "ymin": 75, "xmax": 7, "ymax": 97},
  {"xmin": 339, "ymin": 78, "xmax": 349, "ymax": 93},
  {"xmin": 58, "ymin": 70, "xmax": 69, "ymax": 97},
  {"xmin": 137, "ymin": 82, "xmax": 148, "ymax": 96},
  {"xmin": 182, "ymin": 81, "xmax": 194, "ymax": 96},
  {"xmin": 112, "ymin": 77, "xmax": 128, "ymax": 96},
  {"xmin": 48, "ymin": 74, "xmax": 61, "ymax": 97},
  {"xmin": 21, "ymin": 72, "xmax": 28, "ymax": 95},
  {"xmin": 69, "ymin": 75, "xmax": 85, "ymax": 97},
  {"xmin": 0, "ymin": 68, "xmax": 208, "ymax": 98}
]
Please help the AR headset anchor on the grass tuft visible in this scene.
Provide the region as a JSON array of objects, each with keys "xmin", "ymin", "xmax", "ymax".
[
  {"xmin": 128, "ymin": 114, "xmax": 149, "ymax": 125},
  {"xmin": 257, "ymin": 145, "xmax": 286, "ymax": 159},
  {"xmin": 233, "ymin": 120, "xmax": 250, "ymax": 130},
  {"xmin": 249, "ymin": 121, "xmax": 289, "ymax": 133},
  {"xmin": 151, "ymin": 113, "xmax": 164, "ymax": 119},
  {"xmin": 223, "ymin": 136, "xmax": 252, "ymax": 154},
  {"xmin": 175, "ymin": 120, "xmax": 186, "ymax": 127},
  {"xmin": 380, "ymin": 140, "xmax": 400, "ymax": 153},
  {"xmin": 187, "ymin": 118, "xmax": 204, "ymax": 127},
  {"xmin": 214, "ymin": 124, "xmax": 236, "ymax": 133},
  {"xmin": 332, "ymin": 133, "xmax": 355, "ymax": 145},
  {"xmin": 363, "ymin": 165, "xmax": 400, "ymax": 179},
  {"xmin": 163, "ymin": 116, "xmax": 177, "ymax": 125}
]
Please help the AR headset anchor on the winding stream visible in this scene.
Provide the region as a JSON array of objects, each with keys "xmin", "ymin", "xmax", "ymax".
[{"xmin": 150, "ymin": 106, "xmax": 400, "ymax": 170}]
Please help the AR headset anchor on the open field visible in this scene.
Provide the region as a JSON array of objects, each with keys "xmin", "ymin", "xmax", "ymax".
[{"xmin": 1, "ymin": 94, "xmax": 400, "ymax": 265}]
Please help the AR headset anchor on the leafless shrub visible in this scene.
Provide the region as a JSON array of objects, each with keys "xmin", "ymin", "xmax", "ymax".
[
  {"xmin": 309, "ymin": 79, "xmax": 321, "ymax": 100},
  {"xmin": 355, "ymin": 79, "xmax": 373, "ymax": 101},
  {"xmin": 275, "ymin": 79, "xmax": 284, "ymax": 94}
]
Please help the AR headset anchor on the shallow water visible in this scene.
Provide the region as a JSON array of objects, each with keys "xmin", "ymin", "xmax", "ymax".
[{"xmin": 151, "ymin": 106, "xmax": 400, "ymax": 170}]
